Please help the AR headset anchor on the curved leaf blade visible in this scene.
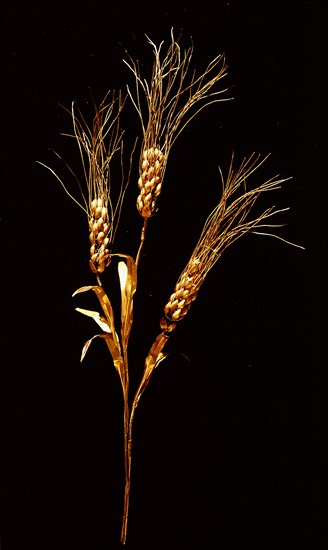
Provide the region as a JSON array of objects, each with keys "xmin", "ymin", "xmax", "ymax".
[
  {"xmin": 134, "ymin": 332, "xmax": 170, "ymax": 405},
  {"xmin": 73, "ymin": 285, "xmax": 120, "ymax": 351},
  {"xmin": 117, "ymin": 255, "xmax": 137, "ymax": 346},
  {"xmin": 80, "ymin": 334, "xmax": 101, "ymax": 362},
  {"xmin": 79, "ymin": 333, "xmax": 125, "ymax": 388},
  {"xmin": 75, "ymin": 307, "xmax": 111, "ymax": 333}
]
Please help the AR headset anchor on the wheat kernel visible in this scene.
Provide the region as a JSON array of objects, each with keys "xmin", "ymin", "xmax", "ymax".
[{"xmin": 97, "ymin": 231, "xmax": 105, "ymax": 244}]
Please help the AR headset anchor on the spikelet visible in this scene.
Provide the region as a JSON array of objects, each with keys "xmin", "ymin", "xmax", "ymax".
[
  {"xmin": 137, "ymin": 147, "xmax": 165, "ymax": 217},
  {"xmin": 88, "ymin": 196, "xmax": 111, "ymax": 273},
  {"xmin": 163, "ymin": 259, "xmax": 201, "ymax": 323}
]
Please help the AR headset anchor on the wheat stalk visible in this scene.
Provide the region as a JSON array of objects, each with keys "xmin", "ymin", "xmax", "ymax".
[
  {"xmin": 120, "ymin": 154, "xmax": 303, "ymax": 544},
  {"xmin": 162, "ymin": 152, "xmax": 303, "ymax": 325},
  {"xmin": 38, "ymin": 91, "xmax": 132, "ymax": 276},
  {"xmin": 39, "ymin": 31, "xmax": 303, "ymax": 546},
  {"xmin": 124, "ymin": 29, "xmax": 231, "ymax": 265}
]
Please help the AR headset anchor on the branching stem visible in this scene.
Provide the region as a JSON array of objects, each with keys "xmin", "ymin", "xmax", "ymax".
[{"xmin": 57, "ymin": 31, "xmax": 303, "ymax": 548}]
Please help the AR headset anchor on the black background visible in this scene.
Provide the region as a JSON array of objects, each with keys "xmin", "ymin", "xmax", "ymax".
[{"xmin": 0, "ymin": 1, "xmax": 321, "ymax": 549}]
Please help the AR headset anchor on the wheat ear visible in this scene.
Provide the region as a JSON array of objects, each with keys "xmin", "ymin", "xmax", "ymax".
[
  {"xmin": 125, "ymin": 29, "xmax": 230, "ymax": 230},
  {"xmin": 136, "ymin": 146, "xmax": 166, "ymax": 217},
  {"xmin": 38, "ymin": 91, "xmax": 132, "ymax": 275},
  {"xmin": 163, "ymin": 258, "xmax": 201, "ymax": 322},
  {"xmin": 162, "ymin": 153, "xmax": 303, "ymax": 325},
  {"xmin": 88, "ymin": 196, "xmax": 111, "ymax": 273}
]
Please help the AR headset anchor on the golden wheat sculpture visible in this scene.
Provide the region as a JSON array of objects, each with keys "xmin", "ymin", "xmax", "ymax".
[{"xmin": 39, "ymin": 30, "xmax": 303, "ymax": 545}]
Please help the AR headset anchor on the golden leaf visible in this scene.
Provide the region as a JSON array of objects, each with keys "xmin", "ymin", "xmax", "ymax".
[
  {"xmin": 144, "ymin": 332, "xmax": 169, "ymax": 373},
  {"xmin": 116, "ymin": 255, "xmax": 137, "ymax": 347},
  {"xmin": 134, "ymin": 332, "xmax": 170, "ymax": 405},
  {"xmin": 73, "ymin": 285, "xmax": 116, "ymax": 334},
  {"xmin": 75, "ymin": 307, "xmax": 111, "ymax": 333},
  {"xmin": 73, "ymin": 284, "xmax": 122, "ymax": 354},
  {"xmin": 79, "ymin": 333, "xmax": 124, "ymax": 384},
  {"xmin": 72, "ymin": 285, "xmax": 95, "ymax": 295},
  {"xmin": 74, "ymin": 290, "xmax": 124, "ymax": 385},
  {"xmin": 80, "ymin": 334, "xmax": 101, "ymax": 362}
]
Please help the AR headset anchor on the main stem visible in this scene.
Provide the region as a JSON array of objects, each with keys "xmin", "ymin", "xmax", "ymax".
[
  {"xmin": 121, "ymin": 344, "xmax": 130, "ymax": 545},
  {"xmin": 120, "ymin": 397, "xmax": 138, "ymax": 545},
  {"xmin": 120, "ymin": 219, "xmax": 150, "ymax": 544}
]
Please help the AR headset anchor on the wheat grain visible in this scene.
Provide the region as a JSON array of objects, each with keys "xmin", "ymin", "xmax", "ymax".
[
  {"xmin": 89, "ymin": 196, "xmax": 111, "ymax": 273},
  {"xmin": 136, "ymin": 147, "xmax": 165, "ymax": 217},
  {"xmin": 163, "ymin": 258, "xmax": 201, "ymax": 322}
]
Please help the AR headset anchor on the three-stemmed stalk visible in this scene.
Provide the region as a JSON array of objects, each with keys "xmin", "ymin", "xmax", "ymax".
[{"xmin": 40, "ymin": 31, "xmax": 303, "ymax": 545}]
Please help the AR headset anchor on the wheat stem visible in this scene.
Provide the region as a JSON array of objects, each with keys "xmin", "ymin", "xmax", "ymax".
[
  {"xmin": 42, "ymin": 31, "xmax": 303, "ymax": 547},
  {"xmin": 135, "ymin": 217, "xmax": 149, "ymax": 268},
  {"xmin": 121, "ymin": 380, "xmax": 130, "ymax": 545},
  {"xmin": 120, "ymin": 396, "xmax": 137, "ymax": 545},
  {"xmin": 119, "ymin": 275, "xmax": 132, "ymax": 543}
]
